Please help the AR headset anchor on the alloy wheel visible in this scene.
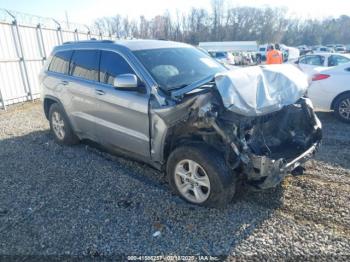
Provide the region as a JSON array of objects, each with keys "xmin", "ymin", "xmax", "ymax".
[
  {"xmin": 51, "ymin": 111, "xmax": 65, "ymax": 140},
  {"xmin": 174, "ymin": 159, "xmax": 211, "ymax": 203},
  {"xmin": 339, "ymin": 98, "xmax": 350, "ymax": 120}
]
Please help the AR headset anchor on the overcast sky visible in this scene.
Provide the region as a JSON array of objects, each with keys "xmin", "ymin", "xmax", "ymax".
[{"xmin": 1, "ymin": 0, "xmax": 349, "ymax": 25}]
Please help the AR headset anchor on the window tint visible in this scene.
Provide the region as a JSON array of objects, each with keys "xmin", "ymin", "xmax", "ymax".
[
  {"xmin": 49, "ymin": 50, "xmax": 72, "ymax": 74},
  {"xmin": 328, "ymin": 55, "xmax": 350, "ymax": 66},
  {"xmin": 69, "ymin": 50, "xmax": 100, "ymax": 81},
  {"xmin": 99, "ymin": 51, "xmax": 135, "ymax": 85}
]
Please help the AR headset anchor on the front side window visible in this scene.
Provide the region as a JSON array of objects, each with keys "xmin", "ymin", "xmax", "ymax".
[
  {"xmin": 304, "ymin": 55, "xmax": 324, "ymax": 66},
  {"xmin": 133, "ymin": 47, "xmax": 226, "ymax": 91},
  {"xmin": 69, "ymin": 50, "xmax": 100, "ymax": 81},
  {"xmin": 49, "ymin": 50, "xmax": 72, "ymax": 74},
  {"xmin": 299, "ymin": 56, "xmax": 307, "ymax": 64},
  {"xmin": 99, "ymin": 51, "xmax": 135, "ymax": 85}
]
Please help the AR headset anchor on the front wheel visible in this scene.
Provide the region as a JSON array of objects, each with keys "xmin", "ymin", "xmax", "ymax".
[
  {"xmin": 334, "ymin": 93, "xmax": 350, "ymax": 123},
  {"xmin": 166, "ymin": 144, "xmax": 237, "ymax": 208}
]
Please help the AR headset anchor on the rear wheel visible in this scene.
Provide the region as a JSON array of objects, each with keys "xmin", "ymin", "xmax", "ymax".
[
  {"xmin": 334, "ymin": 93, "xmax": 350, "ymax": 123},
  {"xmin": 49, "ymin": 103, "xmax": 79, "ymax": 145},
  {"xmin": 167, "ymin": 144, "xmax": 237, "ymax": 208}
]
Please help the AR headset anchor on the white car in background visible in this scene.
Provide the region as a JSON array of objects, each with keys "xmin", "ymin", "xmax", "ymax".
[
  {"xmin": 308, "ymin": 62, "xmax": 350, "ymax": 123},
  {"xmin": 335, "ymin": 44, "xmax": 346, "ymax": 53},
  {"xmin": 312, "ymin": 46, "xmax": 334, "ymax": 53},
  {"xmin": 296, "ymin": 53, "xmax": 350, "ymax": 77}
]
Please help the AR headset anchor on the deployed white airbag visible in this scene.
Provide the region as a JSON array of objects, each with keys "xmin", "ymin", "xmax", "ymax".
[{"xmin": 215, "ymin": 64, "xmax": 309, "ymax": 116}]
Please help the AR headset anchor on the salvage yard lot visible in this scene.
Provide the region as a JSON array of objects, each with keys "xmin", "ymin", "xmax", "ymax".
[{"xmin": 0, "ymin": 101, "xmax": 349, "ymax": 259}]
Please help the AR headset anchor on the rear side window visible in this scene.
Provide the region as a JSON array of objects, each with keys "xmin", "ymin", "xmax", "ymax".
[
  {"xmin": 69, "ymin": 50, "xmax": 100, "ymax": 81},
  {"xmin": 49, "ymin": 50, "xmax": 72, "ymax": 74},
  {"xmin": 328, "ymin": 55, "xmax": 350, "ymax": 67},
  {"xmin": 99, "ymin": 51, "xmax": 134, "ymax": 85}
]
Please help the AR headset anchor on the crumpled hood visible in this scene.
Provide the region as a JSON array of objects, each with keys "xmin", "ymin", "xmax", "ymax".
[{"xmin": 215, "ymin": 64, "xmax": 309, "ymax": 117}]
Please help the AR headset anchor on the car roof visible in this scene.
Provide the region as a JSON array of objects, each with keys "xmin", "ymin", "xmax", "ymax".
[
  {"xmin": 60, "ymin": 39, "xmax": 190, "ymax": 51},
  {"xmin": 305, "ymin": 52, "xmax": 350, "ymax": 57}
]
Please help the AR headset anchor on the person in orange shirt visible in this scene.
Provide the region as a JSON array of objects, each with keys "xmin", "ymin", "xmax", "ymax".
[{"xmin": 266, "ymin": 44, "xmax": 283, "ymax": 64}]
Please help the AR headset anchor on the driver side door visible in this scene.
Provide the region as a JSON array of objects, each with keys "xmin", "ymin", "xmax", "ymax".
[{"xmin": 93, "ymin": 50, "xmax": 150, "ymax": 159}]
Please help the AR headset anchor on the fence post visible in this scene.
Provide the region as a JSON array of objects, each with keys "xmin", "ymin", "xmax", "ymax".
[
  {"xmin": 53, "ymin": 19, "xmax": 63, "ymax": 44},
  {"xmin": 74, "ymin": 29, "xmax": 79, "ymax": 41},
  {"xmin": 0, "ymin": 84, "xmax": 6, "ymax": 110},
  {"xmin": 36, "ymin": 23, "xmax": 46, "ymax": 65},
  {"xmin": 7, "ymin": 10, "xmax": 34, "ymax": 102},
  {"xmin": 84, "ymin": 25, "xmax": 91, "ymax": 40}
]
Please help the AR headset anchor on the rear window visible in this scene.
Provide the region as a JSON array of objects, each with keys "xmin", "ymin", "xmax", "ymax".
[
  {"xmin": 69, "ymin": 50, "xmax": 100, "ymax": 81},
  {"xmin": 48, "ymin": 50, "xmax": 72, "ymax": 74}
]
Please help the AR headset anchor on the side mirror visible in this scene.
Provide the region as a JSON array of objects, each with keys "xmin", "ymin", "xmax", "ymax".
[{"xmin": 113, "ymin": 74, "xmax": 138, "ymax": 90}]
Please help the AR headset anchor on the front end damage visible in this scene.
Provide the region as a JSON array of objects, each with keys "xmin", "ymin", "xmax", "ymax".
[
  {"xmin": 151, "ymin": 65, "xmax": 322, "ymax": 189},
  {"xmin": 210, "ymin": 96, "xmax": 322, "ymax": 189}
]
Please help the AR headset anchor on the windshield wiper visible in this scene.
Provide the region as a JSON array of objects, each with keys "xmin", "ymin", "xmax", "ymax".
[
  {"xmin": 170, "ymin": 75, "xmax": 215, "ymax": 100},
  {"xmin": 169, "ymin": 83, "xmax": 190, "ymax": 90}
]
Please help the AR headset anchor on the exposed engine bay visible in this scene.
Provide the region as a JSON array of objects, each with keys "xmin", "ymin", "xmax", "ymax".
[{"xmin": 150, "ymin": 65, "xmax": 322, "ymax": 189}]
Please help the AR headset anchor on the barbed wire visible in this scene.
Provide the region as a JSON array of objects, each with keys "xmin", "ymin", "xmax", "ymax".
[{"xmin": 0, "ymin": 8, "xmax": 103, "ymax": 35}]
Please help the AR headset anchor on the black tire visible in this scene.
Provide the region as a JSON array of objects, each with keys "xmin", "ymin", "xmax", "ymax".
[
  {"xmin": 49, "ymin": 103, "xmax": 79, "ymax": 145},
  {"xmin": 333, "ymin": 93, "xmax": 350, "ymax": 123},
  {"xmin": 166, "ymin": 143, "xmax": 237, "ymax": 208}
]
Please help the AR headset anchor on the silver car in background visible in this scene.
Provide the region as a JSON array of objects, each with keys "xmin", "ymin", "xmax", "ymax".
[{"xmin": 40, "ymin": 40, "xmax": 322, "ymax": 207}]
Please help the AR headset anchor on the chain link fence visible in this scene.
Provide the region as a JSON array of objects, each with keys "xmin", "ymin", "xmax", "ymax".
[{"xmin": 0, "ymin": 9, "xmax": 116, "ymax": 109}]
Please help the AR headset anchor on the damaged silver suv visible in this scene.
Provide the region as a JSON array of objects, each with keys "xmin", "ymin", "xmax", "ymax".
[{"xmin": 40, "ymin": 40, "xmax": 322, "ymax": 207}]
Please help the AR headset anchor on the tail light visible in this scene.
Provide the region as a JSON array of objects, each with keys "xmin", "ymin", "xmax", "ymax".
[{"xmin": 312, "ymin": 74, "xmax": 330, "ymax": 81}]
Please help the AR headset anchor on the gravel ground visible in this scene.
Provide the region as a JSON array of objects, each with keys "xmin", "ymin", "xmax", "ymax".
[{"xmin": 0, "ymin": 101, "xmax": 349, "ymax": 260}]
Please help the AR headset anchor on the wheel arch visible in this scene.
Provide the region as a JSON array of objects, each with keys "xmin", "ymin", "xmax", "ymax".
[
  {"xmin": 330, "ymin": 90, "xmax": 350, "ymax": 110},
  {"xmin": 43, "ymin": 95, "xmax": 61, "ymax": 120},
  {"xmin": 162, "ymin": 126, "xmax": 206, "ymax": 166}
]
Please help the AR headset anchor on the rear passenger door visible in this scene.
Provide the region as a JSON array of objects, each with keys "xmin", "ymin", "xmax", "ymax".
[
  {"xmin": 94, "ymin": 50, "xmax": 150, "ymax": 158},
  {"xmin": 65, "ymin": 49, "xmax": 100, "ymax": 141}
]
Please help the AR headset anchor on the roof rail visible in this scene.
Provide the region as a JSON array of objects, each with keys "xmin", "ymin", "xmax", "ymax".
[{"xmin": 63, "ymin": 40, "xmax": 114, "ymax": 45}]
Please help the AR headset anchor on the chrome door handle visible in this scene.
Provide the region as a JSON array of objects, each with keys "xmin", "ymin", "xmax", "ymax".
[{"xmin": 95, "ymin": 89, "xmax": 105, "ymax": 95}]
